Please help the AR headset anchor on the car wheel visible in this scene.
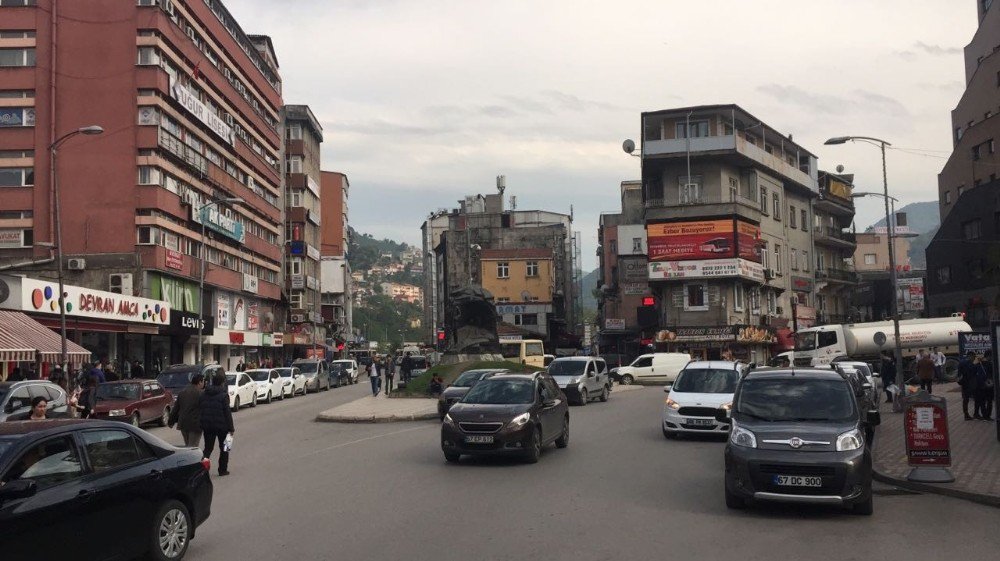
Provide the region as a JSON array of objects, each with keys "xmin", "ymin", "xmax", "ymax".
[
  {"xmin": 621, "ymin": 374, "xmax": 634, "ymax": 385},
  {"xmin": 444, "ymin": 451, "xmax": 461, "ymax": 463},
  {"xmin": 232, "ymin": 397, "xmax": 240, "ymax": 412},
  {"xmin": 524, "ymin": 427, "xmax": 542, "ymax": 464},
  {"xmin": 555, "ymin": 416, "xmax": 569, "ymax": 448},
  {"xmin": 131, "ymin": 412, "xmax": 141, "ymax": 427},
  {"xmin": 725, "ymin": 486, "xmax": 745, "ymax": 510},
  {"xmin": 578, "ymin": 390, "xmax": 588, "ymax": 406},
  {"xmin": 600, "ymin": 386, "xmax": 609, "ymax": 402},
  {"xmin": 266, "ymin": 391, "xmax": 273, "ymax": 404},
  {"xmin": 852, "ymin": 494, "xmax": 874, "ymax": 515},
  {"xmin": 157, "ymin": 407, "xmax": 169, "ymax": 427},
  {"xmin": 149, "ymin": 499, "xmax": 191, "ymax": 561},
  {"xmin": 251, "ymin": 395, "xmax": 257, "ymax": 407}
]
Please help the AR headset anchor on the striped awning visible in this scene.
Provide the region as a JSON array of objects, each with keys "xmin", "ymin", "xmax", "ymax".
[{"xmin": 0, "ymin": 310, "xmax": 92, "ymax": 364}]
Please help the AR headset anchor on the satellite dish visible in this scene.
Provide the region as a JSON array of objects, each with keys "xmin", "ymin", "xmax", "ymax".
[
  {"xmin": 836, "ymin": 164, "xmax": 845, "ymax": 173},
  {"xmin": 622, "ymin": 139, "xmax": 636, "ymax": 154}
]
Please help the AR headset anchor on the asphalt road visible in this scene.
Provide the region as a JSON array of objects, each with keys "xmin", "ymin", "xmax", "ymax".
[{"xmin": 146, "ymin": 382, "xmax": 1000, "ymax": 561}]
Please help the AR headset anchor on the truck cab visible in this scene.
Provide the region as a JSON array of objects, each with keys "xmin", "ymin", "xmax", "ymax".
[{"xmin": 793, "ymin": 326, "xmax": 847, "ymax": 366}]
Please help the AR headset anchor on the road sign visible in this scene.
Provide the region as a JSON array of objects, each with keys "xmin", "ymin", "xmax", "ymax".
[{"xmin": 902, "ymin": 392, "xmax": 955, "ymax": 482}]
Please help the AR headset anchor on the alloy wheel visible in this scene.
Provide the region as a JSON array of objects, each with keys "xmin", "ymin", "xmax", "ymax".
[{"xmin": 158, "ymin": 507, "xmax": 189, "ymax": 558}]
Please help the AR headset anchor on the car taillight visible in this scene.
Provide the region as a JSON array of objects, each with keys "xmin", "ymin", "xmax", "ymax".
[{"xmin": 201, "ymin": 457, "xmax": 211, "ymax": 471}]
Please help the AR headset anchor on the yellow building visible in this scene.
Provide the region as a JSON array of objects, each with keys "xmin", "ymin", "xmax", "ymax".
[{"xmin": 480, "ymin": 249, "xmax": 554, "ymax": 338}]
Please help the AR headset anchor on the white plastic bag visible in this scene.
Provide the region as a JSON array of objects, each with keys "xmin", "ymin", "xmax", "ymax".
[{"xmin": 223, "ymin": 433, "xmax": 234, "ymax": 452}]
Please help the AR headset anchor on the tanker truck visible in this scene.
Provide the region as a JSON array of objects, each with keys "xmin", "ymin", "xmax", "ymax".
[{"xmin": 792, "ymin": 316, "xmax": 972, "ymax": 372}]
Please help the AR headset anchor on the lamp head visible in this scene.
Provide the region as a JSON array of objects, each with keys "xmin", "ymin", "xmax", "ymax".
[
  {"xmin": 824, "ymin": 136, "xmax": 850, "ymax": 145},
  {"xmin": 78, "ymin": 125, "xmax": 104, "ymax": 135}
]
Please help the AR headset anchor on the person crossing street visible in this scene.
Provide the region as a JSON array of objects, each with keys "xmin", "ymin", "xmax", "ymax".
[
  {"xmin": 169, "ymin": 373, "xmax": 205, "ymax": 447},
  {"xmin": 200, "ymin": 373, "xmax": 235, "ymax": 476}
]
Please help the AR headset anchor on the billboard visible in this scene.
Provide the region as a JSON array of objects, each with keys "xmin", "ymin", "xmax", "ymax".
[
  {"xmin": 896, "ymin": 277, "xmax": 925, "ymax": 313},
  {"xmin": 648, "ymin": 258, "xmax": 764, "ymax": 282},
  {"xmin": 737, "ymin": 221, "xmax": 762, "ymax": 263},
  {"xmin": 647, "ymin": 220, "xmax": 735, "ymax": 262}
]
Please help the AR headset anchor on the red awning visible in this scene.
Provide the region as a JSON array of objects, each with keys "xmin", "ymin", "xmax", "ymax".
[{"xmin": 0, "ymin": 310, "xmax": 92, "ymax": 364}]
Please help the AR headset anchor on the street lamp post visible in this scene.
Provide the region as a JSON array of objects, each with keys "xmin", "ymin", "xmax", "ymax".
[
  {"xmin": 196, "ymin": 197, "xmax": 244, "ymax": 364},
  {"xmin": 825, "ymin": 136, "xmax": 904, "ymax": 411},
  {"xmin": 50, "ymin": 125, "xmax": 103, "ymax": 374}
]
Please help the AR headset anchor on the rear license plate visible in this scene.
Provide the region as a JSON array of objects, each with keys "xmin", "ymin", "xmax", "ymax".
[
  {"xmin": 772, "ymin": 475, "xmax": 822, "ymax": 487},
  {"xmin": 686, "ymin": 418, "xmax": 713, "ymax": 426},
  {"xmin": 465, "ymin": 435, "xmax": 494, "ymax": 444}
]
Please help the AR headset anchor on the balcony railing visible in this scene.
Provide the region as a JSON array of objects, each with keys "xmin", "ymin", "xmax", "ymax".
[
  {"xmin": 815, "ymin": 268, "xmax": 856, "ymax": 283},
  {"xmin": 814, "ymin": 227, "xmax": 856, "ymax": 244}
]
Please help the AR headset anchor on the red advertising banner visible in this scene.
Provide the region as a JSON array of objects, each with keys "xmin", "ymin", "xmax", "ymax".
[
  {"xmin": 904, "ymin": 399, "xmax": 951, "ymax": 467},
  {"xmin": 165, "ymin": 249, "xmax": 184, "ymax": 270},
  {"xmin": 736, "ymin": 221, "xmax": 762, "ymax": 263},
  {"xmin": 647, "ymin": 220, "xmax": 735, "ymax": 262}
]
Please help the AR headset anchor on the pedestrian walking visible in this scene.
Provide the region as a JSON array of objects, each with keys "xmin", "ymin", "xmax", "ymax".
[
  {"xmin": 132, "ymin": 360, "xmax": 145, "ymax": 379},
  {"xmin": 958, "ymin": 351, "xmax": 978, "ymax": 420},
  {"xmin": 916, "ymin": 350, "xmax": 935, "ymax": 394},
  {"xmin": 976, "ymin": 352, "xmax": 995, "ymax": 421},
  {"xmin": 880, "ymin": 352, "xmax": 896, "ymax": 403},
  {"xmin": 47, "ymin": 366, "xmax": 67, "ymax": 392},
  {"xmin": 368, "ymin": 359, "xmax": 381, "ymax": 396},
  {"xmin": 931, "ymin": 347, "xmax": 946, "ymax": 381},
  {"xmin": 383, "ymin": 356, "xmax": 395, "ymax": 395},
  {"xmin": 200, "ymin": 373, "xmax": 235, "ymax": 476},
  {"xmin": 401, "ymin": 352, "xmax": 414, "ymax": 385},
  {"xmin": 88, "ymin": 361, "xmax": 106, "ymax": 384},
  {"xmin": 168, "ymin": 373, "xmax": 205, "ymax": 447},
  {"xmin": 73, "ymin": 376, "xmax": 98, "ymax": 419}
]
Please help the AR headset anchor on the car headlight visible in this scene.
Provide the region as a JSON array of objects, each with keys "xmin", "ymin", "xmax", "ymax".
[
  {"xmin": 730, "ymin": 422, "xmax": 757, "ymax": 448},
  {"xmin": 109, "ymin": 409, "xmax": 127, "ymax": 417},
  {"xmin": 665, "ymin": 398, "xmax": 680, "ymax": 410},
  {"xmin": 836, "ymin": 429, "xmax": 864, "ymax": 451},
  {"xmin": 511, "ymin": 412, "xmax": 531, "ymax": 427},
  {"xmin": 443, "ymin": 413, "xmax": 457, "ymax": 426}
]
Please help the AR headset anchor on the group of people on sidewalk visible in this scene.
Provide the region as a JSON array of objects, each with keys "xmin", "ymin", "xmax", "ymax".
[
  {"xmin": 366, "ymin": 352, "xmax": 417, "ymax": 396},
  {"xmin": 167, "ymin": 372, "xmax": 236, "ymax": 477},
  {"xmin": 957, "ymin": 351, "xmax": 996, "ymax": 421}
]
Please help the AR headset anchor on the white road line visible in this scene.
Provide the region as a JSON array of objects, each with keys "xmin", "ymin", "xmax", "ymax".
[{"xmin": 295, "ymin": 424, "xmax": 432, "ymax": 460}]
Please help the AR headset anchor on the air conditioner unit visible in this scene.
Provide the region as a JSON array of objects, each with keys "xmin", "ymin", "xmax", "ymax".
[
  {"xmin": 67, "ymin": 258, "xmax": 86, "ymax": 271},
  {"xmin": 764, "ymin": 268, "xmax": 776, "ymax": 280},
  {"xmin": 290, "ymin": 313, "xmax": 305, "ymax": 323},
  {"xmin": 109, "ymin": 273, "xmax": 134, "ymax": 295}
]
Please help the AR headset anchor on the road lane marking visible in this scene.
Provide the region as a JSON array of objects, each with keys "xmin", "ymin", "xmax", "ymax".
[{"xmin": 295, "ymin": 425, "xmax": 431, "ymax": 460}]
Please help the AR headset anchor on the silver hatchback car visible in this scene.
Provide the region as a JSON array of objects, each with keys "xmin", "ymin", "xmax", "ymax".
[{"xmin": 0, "ymin": 380, "xmax": 69, "ymax": 421}]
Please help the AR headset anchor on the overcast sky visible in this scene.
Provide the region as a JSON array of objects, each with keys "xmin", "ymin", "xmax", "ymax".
[{"xmin": 230, "ymin": 0, "xmax": 975, "ymax": 270}]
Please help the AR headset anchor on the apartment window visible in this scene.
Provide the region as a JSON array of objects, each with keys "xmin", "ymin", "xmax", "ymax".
[
  {"xmin": 678, "ymin": 175, "xmax": 703, "ymax": 205},
  {"xmin": 968, "ymin": 258, "xmax": 986, "ymax": 279},
  {"xmin": 514, "ymin": 313, "xmax": 538, "ymax": 326},
  {"xmin": 0, "ymin": 48, "xmax": 35, "ymax": 67},
  {"xmin": 958, "ymin": 185, "xmax": 965, "ymax": 197},
  {"xmin": 772, "ymin": 193, "xmax": 781, "ymax": 220},
  {"xmin": 802, "ymin": 250, "xmax": 809, "ymax": 271},
  {"xmin": 956, "ymin": 126, "xmax": 964, "ymax": 142},
  {"xmin": 864, "ymin": 253, "xmax": 877, "ymax": 265},
  {"xmin": 0, "ymin": 0, "xmax": 38, "ymax": 5},
  {"xmin": 497, "ymin": 262, "xmax": 510, "ymax": 279},
  {"xmin": 675, "ymin": 120, "xmax": 709, "ymax": 138},
  {"xmin": 766, "ymin": 291, "xmax": 777, "ymax": 314},
  {"xmin": 496, "ymin": 297, "xmax": 510, "ymax": 303},
  {"xmin": 733, "ymin": 283, "xmax": 745, "ymax": 312},
  {"xmin": 748, "ymin": 287, "xmax": 761, "ymax": 312},
  {"xmin": 0, "ymin": 90, "xmax": 33, "ymax": 98},
  {"xmin": 0, "ymin": 167, "xmax": 33, "ymax": 187},
  {"xmin": 801, "ymin": 209, "xmax": 808, "ymax": 231},
  {"xmin": 789, "ymin": 205, "xmax": 797, "ymax": 228},
  {"xmin": 774, "ymin": 244, "xmax": 782, "ymax": 274},
  {"xmin": 290, "ymin": 292, "xmax": 303, "ymax": 309},
  {"xmin": 684, "ymin": 283, "xmax": 708, "ymax": 311},
  {"xmin": 0, "ymin": 150, "xmax": 32, "ymax": 158},
  {"xmin": 136, "ymin": 47, "xmax": 159, "ymax": 66},
  {"xmin": 136, "ymin": 226, "xmax": 159, "ymax": 245},
  {"xmin": 0, "ymin": 108, "xmax": 33, "ymax": 128},
  {"xmin": 936, "ymin": 266, "xmax": 951, "ymax": 286},
  {"xmin": 287, "ymin": 156, "xmax": 302, "ymax": 173},
  {"xmin": 526, "ymin": 261, "xmax": 539, "ymax": 277},
  {"xmin": 632, "ymin": 237, "xmax": 642, "ymax": 253},
  {"xmin": 760, "ymin": 241, "xmax": 770, "ymax": 270},
  {"xmin": 287, "ymin": 190, "xmax": 304, "ymax": 208},
  {"xmin": 0, "ymin": 30, "xmax": 35, "ymax": 39},
  {"xmin": 990, "ymin": 138, "xmax": 996, "ymax": 154},
  {"xmin": 137, "ymin": 166, "xmax": 161, "ymax": 185},
  {"xmin": 963, "ymin": 219, "xmax": 983, "ymax": 240},
  {"xmin": 286, "ymin": 125, "xmax": 303, "ymax": 140},
  {"xmin": 745, "ymin": 133, "xmax": 757, "ymax": 146},
  {"xmin": 790, "ymin": 249, "xmax": 798, "ymax": 270},
  {"xmin": 759, "ymin": 186, "xmax": 768, "ymax": 214}
]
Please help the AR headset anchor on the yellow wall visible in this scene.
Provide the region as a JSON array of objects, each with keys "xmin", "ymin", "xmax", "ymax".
[{"xmin": 481, "ymin": 258, "xmax": 553, "ymax": 302}]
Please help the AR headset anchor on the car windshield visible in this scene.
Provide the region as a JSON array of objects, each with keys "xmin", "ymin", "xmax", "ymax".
[
  {"xmin": 411, "ymin": 357, "xmax": 428, "ymax": 369},
  {"xmin": 225, "ymin": 374, "xmax": 237, "ymax": 385},
  {"xmin": 548, "ymin": 361, "xmax": 586, "ymax": 376},
  {"xmin": 96, "ymin": 384, "xmax": 141, "ymax": 401},
  {"xmin": 453, "ymin": 371, "xmax": 491, "ymax": 387},
  {"xmin": 275, "ymin": 369, "xmax": 293, "ymax": 378},
  {"xmin": 499, "ymin": 343, "xmax": 522, "ymax": 359},
  {"xmin": 737, "ymin": 378, "xmax": 856, "ymax": 422},
  {"xmin": 156, "ymin": 372, "xmax": 191, "ymax": 387},
  {"xmin": 247, "ymin": 370, "xmax": 271, "ymax": 381},
  {"xmin": 462, "ymin": 379, "xmax": 535, "ymax": 405},
  {"xmin": 673, "ymin": 369, "xmax": 738, "ymax": 393},
  {"xmin": 296, "ymin": 362, "xmax": 319, "ymax": 374},
  {"xmin": 794, "ymin": 332, "xmax": 817, "ymax": 351}
]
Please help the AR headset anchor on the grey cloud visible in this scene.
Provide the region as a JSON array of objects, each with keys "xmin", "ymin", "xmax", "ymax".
[
  {"xmin": 756, "ymin": 84, "xmax": 911, "ymax": 120},
  {"xmin": 333, "ymin": 118, "xmax": 459, "ymax": 136},
  {"xmin": 540, "ymin": 90, "xmax": 621, "ymax": 112},
  {"xmin": 913, "ymin": 41, "xmax": 961, "ymax": 56},
  {"xmin": 499, "ymin": 95, "xmax": 554, "ymax": 115}
]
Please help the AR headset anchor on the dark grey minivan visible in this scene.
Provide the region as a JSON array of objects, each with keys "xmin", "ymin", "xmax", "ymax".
[{"xmin": 718, "ymin": 368, "xmax": 878, "ymax": 515}]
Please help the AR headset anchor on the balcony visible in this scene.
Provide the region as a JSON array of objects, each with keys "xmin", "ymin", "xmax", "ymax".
[
  {"xmin": 815, "ymin": 189, "xmax": 855, "ymax": 217},
  {"xmin": 815, "ymin": 268, "xmax": 856, "ymax": 284},
  {"xmin": 813, "ymin": 227, "xmax": 856, "ymax": 249},
  {"xmin": 644, "ymin": 195, "xmax": 762, "ymax": 224}
]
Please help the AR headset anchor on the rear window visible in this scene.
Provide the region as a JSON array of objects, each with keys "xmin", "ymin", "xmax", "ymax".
[
  {"xmin": 548, "ymin": 361, "xmax": 585, "ymax": 376},
  {"xmin": 737, "ymin": 378, "xmax": 856, "ymax": 422},
  {"xmin": 411, "ymin": 357, "xmax": 428, "ymax": 369},
  {"xmin": 157, "ymin": 372, "xmax": 191, "ymax": 387},
  {"xmin": 525, "ymin": 342, "xmax": 543, "ymax": 356}
]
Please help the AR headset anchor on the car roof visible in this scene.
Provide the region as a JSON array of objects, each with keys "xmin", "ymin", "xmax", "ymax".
[
  {"xmin": 550, "ymin": 356, "xmax": 595, "ymax": 362},
  {"xmin": 743, "ymin": 368, "xmax": 847, "ymax": 381},
  {"xmin": 486, "ymin": 373, "xmax": 539, "ymax": 381},
  {"xmin": 99, "ymin": 380, "xmax": 144, "ymax": 385},
  {"xmin": 0, "ymin": 419, "xmax": 130, "ymax": 438},
  {"xmin": 684, "ymin": 360, "xmax": 742, "ymax": 370},
  {"xmin": 460, "ymin": 369, "xmax": 507, "ymax": 375}
]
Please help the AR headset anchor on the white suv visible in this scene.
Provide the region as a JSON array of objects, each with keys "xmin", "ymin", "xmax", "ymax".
[
  {"xmin": 662, "ymin": 361, "xmax": 744, "ymax": 438},
  {"xmin": 547, "ymin": 357, "xmax": 610, "ymax": 405}
]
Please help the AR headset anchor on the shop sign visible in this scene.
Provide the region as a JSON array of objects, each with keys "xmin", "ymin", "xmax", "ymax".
[
  {"xmin": 169, "ymin": 310, "xmax": 214, "ymax": 335},
  {"xmin": 306, "ymin": 276, "xmax": 319, "ymax": 290},
  {"xmin": 622, "ymin": 283, "xmax": 647, "ymax": 295},
  {"xmin": 306, "ymin": 175, "xmax": 321, "ymax": 198},
  {"xmin": 958, "ymin": 332, "xmax": 991, "ymax": 355},
  {"xmin": 247, "ymin": 302, "xmax": 259, "ymax": 331},
  {"xmin": 194, "ymin": 205, "xmax": 245, "ymax": 243},
  {"xmin": 654, "ymin": 325, "xmax": 774, "ymax": 344},
  {"xmin": 604, "ymin": 319, "xmax": 626, "ymax": 331},
  {"xmin": 619, "ymin": 258, "xmax": 649, "ymax": 283},
  {"xmin": 165, "ymin": 250, "xmax": 184, "ymax": 271},
  {"xmin": 796, "ymin": 305, "xmax": 816, "ymax": 329},
  {"xmin": 648, "ymin": 258, "xmax": 763, "ymax": 282},
  {"xmin": 791, "ymin": 276, "xmax": 814, "ymax": 293},
  {"xmin": 242, "ymin": 273, "xmax": 259, "ymax": 294},
  {"xmin": 904, "ymin": 395, "xmax": 951, "ymax": 467},
  {"xmin": 19, "ymin": 278, "xmax": 170, "ymax": 324},
  {"xmin": 307, "ymin": 244, "xmax": 321, "ymax": 261},
  {"xmin": 152, "ymin": 275, "xmax": 200, "ymax": 313},
  {"xmin": 272, "ymin": 333, "xmax": 283, "ymax": 346},
  {"xmin": 229, "ymin": 332, "xmax": 245, "ymax": 344},
  {"xmin": 232, "ymin": 296, "xmax": 248, "ymax": 331},
  {"xmin": 896, "ymin": 277, "xmax": 925, "ymax": 313},
  {"xmin": 0, "ymin": 229, "xmax": 24, "ymax": 249},
  {"xmin": 216, "ymin": 293, "xmax": 230, "ymax": 329},
  {"xmin": 735, "ymin": 325, "xmax": 775, "ymax": 344},
  {"xmin": 496, "ymin": 304, "xmax": 550, "ymax": 315},
  {"xmin": 290, "ymin": 275, "xmax": 305, "ymax": 289},
  {"xmin": 262, "ymin": 333, "xmax": 272, "ymax": 346},
  {"xmin": 170, "ymin": 78, "xmax": 234, "ymax": 144}
]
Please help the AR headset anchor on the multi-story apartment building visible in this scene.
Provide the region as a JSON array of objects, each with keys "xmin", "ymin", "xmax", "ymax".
[
  {"xmin": 282, "ymin": 104, "xmax": 323, "ymax": 353},
  {"xmin": 380, "ymin": 282, "xmax": 422, "ymax": 304},
  {"xmin": 424, "ymin": 193, "xmax": 580, "ymax": 351},
  {"xmin": 320, "ymin": 171, "xmax": 352, "ymax": 345},
  {"xmin": 639, "ymin": 104, "xmax": 818, "ymax": 361},
  {"xmin": 420, "ymin": 211, "xmax": 450, "ymax": 345},
  {"xmin": 812, "ymin": 171, "xmax": 858, "ymax": 326},
  {"xmin": 928, "ymin": 0, "xmax": 1000, "ymax": 328},
  {"xmin": 0, "ymin": 0, "xmax": 286, "ymax": 371}
]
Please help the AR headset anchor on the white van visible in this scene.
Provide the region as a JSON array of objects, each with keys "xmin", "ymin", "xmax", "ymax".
[
  {"xmin": 612, "ymin": 353, "xmax": 691, "ymax": 385},
  {"xmin": 499, "ymin": 339, "xmax": 546, "ymax": 368}
]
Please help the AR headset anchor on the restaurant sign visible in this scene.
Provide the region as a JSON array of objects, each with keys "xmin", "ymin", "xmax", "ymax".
[{"xmin": 18, "ymin": 278, "xmax": 170, "ymax": 324}]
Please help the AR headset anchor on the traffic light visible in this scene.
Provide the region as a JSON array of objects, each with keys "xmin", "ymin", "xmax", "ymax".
[
  {"xmin": 637, "ymin": 295, "xmax": 658, "ymax": 328},
  {"xmin": 641, "ymin": 296, "xmax": 656, "ymax": 307}
]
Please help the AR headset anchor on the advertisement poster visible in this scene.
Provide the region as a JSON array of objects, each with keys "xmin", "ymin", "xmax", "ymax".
[
  {"xmin": 958, "ymin": 332, "xmax": 991, "ymax": 356},
  {"xmin": 216, "ymin": 293, "xmax": 230, "ymax": 329},
  {"xmin": 648, "ymin": 258, "xmax": 763, "ymax": 282},
  {"xmin": 232, "ymin": 296, "xmax": 247, "ymax": 331},
  {"xmin": 904, "ymin": 398, "xmax": 951, "ymax": 467},
  {"xmin": 896, "ymin": 277, "xmax": 925, "ymax": 313},
  {"xmin": 736, "ymin": 221, "xmax": 762, "ymax": 263},
  {"xmin": 647, "ymin": 220, "xmax": 735, "ymax": 262},
  {"xmin": 247, "ymin": 301, "xmax": 260, "ymax": 331}
]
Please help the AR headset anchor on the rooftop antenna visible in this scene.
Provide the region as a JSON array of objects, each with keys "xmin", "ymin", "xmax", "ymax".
[
  {"xmin": 510, "ymin": 195, "xmax": 517, "ymax": 210},
  {"xmin": 496, "ymin": 174, "xmax": 506, "ymax": 196}
]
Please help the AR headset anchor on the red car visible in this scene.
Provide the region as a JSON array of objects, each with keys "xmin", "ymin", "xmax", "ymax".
[{"xmin": 91, "ymin": 380, "xmax": 174, "ymax": 428}]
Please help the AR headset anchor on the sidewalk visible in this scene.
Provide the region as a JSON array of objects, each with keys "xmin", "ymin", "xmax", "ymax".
[
  {"xmin": 872, "ymin": 383, "xmax": 1000, "ymax": 507},
  {"xmin": 316, "ymin": 382, "xmax": 646, "ymax": 423}
]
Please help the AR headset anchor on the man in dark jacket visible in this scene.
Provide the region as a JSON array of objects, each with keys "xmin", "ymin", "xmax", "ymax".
[
  {"xmin": 200, "ymin": 373, "xmax": 235, "ymax": 476},
  {"xmin": 880, "ymin": 353, "xmax": 896, "ymax": 403},
  {"xmin": 168, "ymin": 373, "xmax": 205, "ymax": 447},
  {"xmin": 401, "ymin": 352, "xmax": 414, "ymax": 384},
  {"xmin": 957, "ymin": 351, "xmax": 978, "ymax": 420}
]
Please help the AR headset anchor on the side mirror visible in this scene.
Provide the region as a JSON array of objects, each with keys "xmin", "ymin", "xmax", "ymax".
[
  {"xmin": 662, "ymin": 384, "xmax": 673, "ymax": 393},
  {"xmin": 0, "ymin": 479, "xmax": 37, "ymax": 502},
  {"xmin": 715, "ymin": 408, "xmax": 732, "ymax": 424},
  {"xmin": 861, "ymin": 382, "xmax": 873, "ymax": 392},
  {"xmin": 748, "ymin": 362, "xmax": 758, "ymax": 369},
  {"xmin": 867, "ymin": 410, "xmax": 881, "ymax": 427}
]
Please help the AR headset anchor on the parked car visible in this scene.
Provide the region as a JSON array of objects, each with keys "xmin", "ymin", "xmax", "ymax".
[
  {"xmin": 498, "ymin": 339, "xmax": 546, "ymax": 368},
  {"xmin": 293, "ymin": 359, "xmax": 331, "ymax": 392},
  {"xmin": 156, "ymin": 363, "xmax": 225, "ymax": 404},
  {"xmin": 330, "ymin": 359, "xmax": 359, "ymax": 384},
  {"xmin": 437, "ymin": 369, "xmax": 507, "ymax": 419},
  {"xmin": 224, "ymin": 372, "xmax": 257, "ymax": 411},
  {"xmin": 246, "ymin": 368, "xmax": 285, "ymax": 403},
  {"xmin": 547, "ymin": 356, "xmax": 610, "ymax": 405},
  {"xmin": 91, "ymin": 380, "xmax": 173, "ymax": 428},
  {"xmin": 0, "ymin": 419, "xmax": 213, "ymax": 560},
  {"xmin": 275, "ymin": 367, "xmax": 306, "ymax": 397},
  {"xmin": 327, "ymin": 362, "xmax": 352, "ymax": 387},
  {"xmin": 612, "ymin": 352, "xmax": 690, "ymax": 385},
  {"xmin": 662, "ymin": 361, "xmax": 741, "ymax": 438},
  {"xmin": 718, "ymin": 367, "xmax": 877, "ymax": 515},
  {"xmin": 0, "ymin": 381, "xmax": 69, "ymax": 422},
  {"xmin": 441, "ymin": 373, "xmax": 569, "ymax": 464}
]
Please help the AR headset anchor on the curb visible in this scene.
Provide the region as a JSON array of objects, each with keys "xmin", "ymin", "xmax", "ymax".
[
  {"xmin": 315, "ymin": 411, "xmax": 439, "ymax": 424},
  {"xmin": 871, "ymin": 457, "xmax": 1000, "ymax": 510}
]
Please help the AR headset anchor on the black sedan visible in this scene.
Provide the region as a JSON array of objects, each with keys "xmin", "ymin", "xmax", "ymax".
[{"xmin": 0, "ymin": 419, "xmax": 213, "ymax": 560}]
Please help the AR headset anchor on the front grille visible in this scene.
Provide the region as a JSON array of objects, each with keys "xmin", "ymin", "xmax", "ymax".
[
  {"xmin": 680, "ymin": 423, "xmax": 717, "ymax": 430},
  {"xmin": 758, "ymin": 464, "xmax": 836, "ymax": 477},
  {"xmin": 458, "ymin": 422, "xmax": 503, "ymax": 433},
  {"xmin": 677, "ymin": 406, "xmax": 719, "ymax": 417},
  {"xmin": 446, "ymin": 398, "xmax": 459, "ymax": 405}
]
